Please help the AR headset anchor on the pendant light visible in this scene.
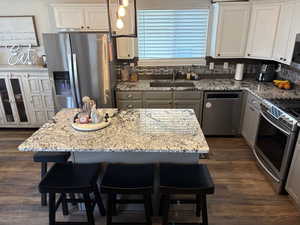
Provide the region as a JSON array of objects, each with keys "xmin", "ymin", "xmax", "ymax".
[{"xmin": 106, "ymin": 0, "xmax": 137, "ymax": 38}]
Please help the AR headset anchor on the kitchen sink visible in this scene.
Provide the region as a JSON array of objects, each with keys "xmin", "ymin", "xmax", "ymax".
[{"xmin": 150, "ymin": 81, "xmax": 195, "ymax": 87}]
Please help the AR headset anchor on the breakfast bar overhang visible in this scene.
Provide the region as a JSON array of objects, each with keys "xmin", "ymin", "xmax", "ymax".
[{"xmin": 18, "ymin": 108, "xmax": 209, "ymax": 164}]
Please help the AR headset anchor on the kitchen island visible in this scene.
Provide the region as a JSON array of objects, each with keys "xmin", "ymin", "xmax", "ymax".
[{"xmin": 18, "ymin": 108, "xmax": 209, "ymax": 164}]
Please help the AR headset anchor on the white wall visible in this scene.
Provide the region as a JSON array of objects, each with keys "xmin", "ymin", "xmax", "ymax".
[
  {"xmin": 0, "ymin": 0, "xmax": 211, "ymax": 64},
  {"xmin": 0, "ymin": 0, "xmax": 105, "ymax": 64}
]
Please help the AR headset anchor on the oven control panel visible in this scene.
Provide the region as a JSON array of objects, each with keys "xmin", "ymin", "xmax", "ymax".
[{"xmin": 261, "ymin": 99, "xmax": 298, "ymax": 131}]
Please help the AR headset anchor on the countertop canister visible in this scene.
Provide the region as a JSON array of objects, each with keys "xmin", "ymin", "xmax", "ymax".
[{"xmin": 235, "ymin": 64, "xmax": 244, "ymax": 81}]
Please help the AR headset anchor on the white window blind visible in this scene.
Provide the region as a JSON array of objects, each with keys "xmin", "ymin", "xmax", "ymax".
[{"xmin": 137, "ymin": 9, "xmax": 209, "ymax": 60}]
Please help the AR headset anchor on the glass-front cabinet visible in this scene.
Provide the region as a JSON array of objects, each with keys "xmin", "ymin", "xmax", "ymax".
[{"xmin": 0, "ymin": 73, "xmax": 30, "ymax": 125}]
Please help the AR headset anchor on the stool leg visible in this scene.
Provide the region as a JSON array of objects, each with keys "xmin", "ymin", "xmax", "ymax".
[
  {"xmin": 48, "ymin": 193, "xmax": 56, "ymax": 225},
  {"xmin": 41, "ymin": 162, "xmax": 47, "ymax": 206},
  {"xmin": 159, "ymin": 195, "xmax": 165, "ymax": 216},
  {"xmin": 162, "ymin": 195, "xmax": 170, "ymax": 225},
  {"xmin": 83, "ymin": 193, "xmax": 95, "ymax": 225},
  {"xmin": 201, "ymin": 194, "xmax": 208, "ymax": 225},
  {"xmin": 144, "ymin": 194, "xmax": 152, "ymax": 225},
  {"xmin": 106, "ymin": 194, "xmax": 113, "ymax": 225},
  {"xmin": 196, "ymin": 194, "xmax": 201, "ymax": 217},
  {"xmin": 69, "ymin": 193, "xmax": 77, "ymax": 206},
  {"xmin": 111, "ymin": 194, "xmax": 117, "ymax": 215},
  {"xmin": 93, "ymin": 188, "xmax": 106, "ymax": 216},
  {"xmin": 61, "ymin": 193, "xmax": 69, "ymax": 216}
]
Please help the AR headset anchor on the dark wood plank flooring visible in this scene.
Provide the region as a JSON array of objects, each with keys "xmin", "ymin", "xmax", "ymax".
[{"xmin": 0, "ymin": 129, "xmax": 300, "ymax": 225}]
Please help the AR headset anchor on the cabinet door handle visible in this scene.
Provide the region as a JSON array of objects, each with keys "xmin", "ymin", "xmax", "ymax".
[
  {"xmin": 217, "ymin": 53, "xmax": 221, "ymax": 56},
  {"xmin": 249, "ymin": 106, "xmax": 255, "ymax": 112},
  {"xmin": 87, "ymin": 26, "xmax": 90, "ymax": 29},
  {"xmin": 127, "ymin": 104, "xmax": 133, "ymax": 108},
  {"xmin": 127, "ymin": 94, "xmax": 132, "ymax": 98},
  {"xmin": 248, "ymin": 53, "xmax": 251, "ymax": 56},
  {"xmin": 280, "ymin": 57, "xmax": 283, "ymax": 60},
  {"xmin": 81, "ymin": 26, "xmax": 84, "ymax": 29},
  {"xmin": 283, "ymin": 59, "xmax": 287, "ymax": 61}
]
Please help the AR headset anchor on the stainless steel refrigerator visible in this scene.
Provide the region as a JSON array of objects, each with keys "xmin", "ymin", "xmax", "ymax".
[{"xmin": 43, "ymin": 32, "xmax": 117, "ymax": 111}]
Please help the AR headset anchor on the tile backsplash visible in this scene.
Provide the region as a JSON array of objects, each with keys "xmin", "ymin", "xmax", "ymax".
[
  {"xmin": 117, "ymin": 63, "xmax": 263, "ymax": 79},
  {"xmin": 277, "ymin": 65, "xmax": 300, "ymax": 83}
]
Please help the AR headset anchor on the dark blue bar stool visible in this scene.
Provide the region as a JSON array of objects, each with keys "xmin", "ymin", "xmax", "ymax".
[
  {"xmin": 33, "ymin": 152, "xmax": 71, "ymax": 206},
  {"xmin": 39, "ymin": 163, "xmax": 106, "ymax": 225},
  {"xmin": 159, "ymin": 164, "xmax": 215, "ymax": 225},
  {"xmin": 101, "ymin": 163, "xmax": 154, "ymax": 225}
]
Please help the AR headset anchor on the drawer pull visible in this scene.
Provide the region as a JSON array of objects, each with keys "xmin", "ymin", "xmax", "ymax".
[
  {"xmin": 127, "ymin": 94, "xmax": 133, "ymax": 98},
  {"xmin": 127, "ymin": 104, "xmax": 133, "ymax": 108}
]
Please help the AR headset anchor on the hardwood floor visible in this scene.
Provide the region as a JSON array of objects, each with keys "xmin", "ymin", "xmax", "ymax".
[{"xmin": 0, "ymin": 129, "xmax": 300, "ymax": 225}]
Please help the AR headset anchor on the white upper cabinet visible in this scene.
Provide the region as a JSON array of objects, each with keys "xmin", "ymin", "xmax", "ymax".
[
  {"xmin": 272, "ymin": 2, "xmax": 294, "ymax": 64},
  {"xmin": 85, "ymin": 7, "xmax": 109, "ymax": 31},
  {"xmin": 246, "ymin": 3, "xmax": 281, "ymax": 59},
  {"xmin": 52, "ymin": 4, "xmax": 109, "ymax": 31},
  {"xmin": 281, "ymin": 1, "xmax": 300, "ymax": 65},
  {"xmin": 210, "ymin": 2, "xmax": 251, "ymax": 58},
  {"xmin": 117, "ymin": 38, "xmax": 136, "ymax": 59},
  {"xmin": 53, "ymin": 7, "xmax": 86, "ymax": 29}
]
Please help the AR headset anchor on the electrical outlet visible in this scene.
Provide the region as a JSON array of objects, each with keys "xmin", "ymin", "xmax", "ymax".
[
  {"xmin": 224, "ymin": 62, "xmax": 229, "ymax": 69},
  {"xmin": 209, "ymin": 62, "xmax": 214, "ymax": 70}
]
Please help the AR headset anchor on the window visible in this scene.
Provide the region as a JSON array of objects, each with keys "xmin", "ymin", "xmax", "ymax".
[{"xmin": 137, "ymin": 9, "xmax": 209, "ymax": 65}]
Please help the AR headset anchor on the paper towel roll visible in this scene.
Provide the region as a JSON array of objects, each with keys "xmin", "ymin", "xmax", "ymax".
[{"xmin": 235, "ymin": 64, "xmax": 244, "ymax": 81}]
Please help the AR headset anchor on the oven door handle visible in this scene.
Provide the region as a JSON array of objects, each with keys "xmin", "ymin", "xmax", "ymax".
[
  {"xmin": 260, "ymin": 111, "xmax": 290, "ymax": 136},
  {"xmin": 252, "ymin": 149, "xmax": 280, "ymax": 183}
]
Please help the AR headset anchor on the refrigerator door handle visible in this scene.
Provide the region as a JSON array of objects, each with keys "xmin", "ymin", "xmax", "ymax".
[
  {"xmin": 67, "ymin": 53, "xmax": 78, "ymax": 107},
  {"xmin": 102, "ymin": 35, "xmax": 110, "ymax": 105},
  {"xmin": 72, "ymin": 53, "xmax": 82, "ymax": 107}
]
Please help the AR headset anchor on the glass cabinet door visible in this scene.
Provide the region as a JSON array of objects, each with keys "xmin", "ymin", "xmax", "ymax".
[
  {"xmin": 0, "ymin": 78, "xmax": 15, "ymax": 122},
  {"xmin": 10, "ymin": 79, "xmax": 28, "ymax": 123}
]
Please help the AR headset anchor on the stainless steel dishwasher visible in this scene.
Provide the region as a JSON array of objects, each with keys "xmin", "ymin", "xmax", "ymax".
[{"xmin": 202, "ymin": 91, "xmax": 242, "ymax": 136}]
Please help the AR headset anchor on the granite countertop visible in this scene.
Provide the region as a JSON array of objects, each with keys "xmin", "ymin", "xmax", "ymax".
[
  {"xmin": 18, "ymin": 108, "xmax": 209, "ymax": 154},
  {"xmin": 116, "ymin": 79, "xmax": 300, "ymax": 100}
]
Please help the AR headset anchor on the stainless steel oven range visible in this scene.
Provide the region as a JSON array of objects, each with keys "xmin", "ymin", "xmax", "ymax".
[{"xmin": 254, "ymin": 99, "xmax": 300, "ymax": 194}]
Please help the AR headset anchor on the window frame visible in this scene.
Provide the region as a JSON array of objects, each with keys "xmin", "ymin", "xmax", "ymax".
[{"xmin": 137, "ymin": 8, "xmax": 211, "ymax": 66}]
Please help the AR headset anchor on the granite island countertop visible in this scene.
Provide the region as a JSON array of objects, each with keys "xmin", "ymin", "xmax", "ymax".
[
  {"xmin": 116, "ymin": 79, "xmax": 300, "ymax": 100},
  {"xmin": 18, "ymin": 108, "xmax": 209, "ymax": 154}
]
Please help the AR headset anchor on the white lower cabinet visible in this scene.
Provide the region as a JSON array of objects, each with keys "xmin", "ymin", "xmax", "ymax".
[
  {"xmin": 241, "ymin": 93, "xmax": 261, "ymax": 148},
  {"xmin": 0, "ymin": 70, "xmax": 55, "ymax": 128},
  {"xmin": 0, "ymin": 73, "xmax": 31, "ymax": 126},
  {"xmin": 24, "ymin": 73, "xmax": 55, "ymax": 127}
]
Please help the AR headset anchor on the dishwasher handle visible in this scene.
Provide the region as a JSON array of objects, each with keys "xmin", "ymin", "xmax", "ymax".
[{"xmin": 206, "ymin": 93, "xmax": 241, "ymax": 99}]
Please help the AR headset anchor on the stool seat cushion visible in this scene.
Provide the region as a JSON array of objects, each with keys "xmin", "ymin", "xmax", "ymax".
[
  {"xmin": 101, "ymin": 164, "xmax": 154, "ymax": 192},
  {"xmin": 33, "ymin": 152, "xmax": 71, "ymax": 163},
  {"xmin": 160, "ymin": 164, "xmax": 214, "ymax": 194},
  {"xmin": 39, "ymin": 163, "xmax": 101, "ymax": 193}
]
